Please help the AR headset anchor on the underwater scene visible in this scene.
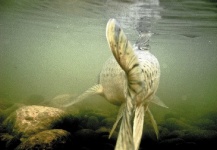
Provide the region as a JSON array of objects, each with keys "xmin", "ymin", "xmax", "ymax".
[{"xmin": 0, "ymin": 0, "xmax": 217, "ymax": 149}]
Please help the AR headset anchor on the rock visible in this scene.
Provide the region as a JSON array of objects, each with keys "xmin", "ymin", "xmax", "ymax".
[
  {"xmin": 95, "ymin": 127, "xmax": 113, "ymax": 144},
  {"xmin": 0, "ymin": 103, "xmax": 24, "ymax": 123},
  {"xmin": 0, "ymin": 124, "xmax": 7, "ymax": 133},
  {"xmin": 162, "ymin": 130, "xmax": 186, "ymax": 140},
  {"xmin": 74, "ymin": 129, "xmax": 98, "ymax": 142},
  {"xmin": 0, "ymin": 133, "xmax": 13, "ymax": 148},
  {"xmin": 158, "ymin": 137, "xmax": 198, "ymax": 148},
  {"xmin": 96, "ymin": 127, "xmax": 117, "ymax": 143},
  {"xmin": 181, "ymin": 129, "xmax": 217, "ymax": 144},
  {"xmin": 102, "ymin": 143, "xmax": 114, "ymax": 150},
  {"xmin": 74, "ymin": 129, "xmax": 99, "ymax": 148},
  {"xmin": 159, "ymin": 137, "xmax": 185, "ymax": 145},
  {"xmin": 108, "ymin": 131, "xmax": 118, "ymax": 142},
  {"xmin": 101, "ymin": 118, "xmax": 116, "ymax": 128},
  {"xmin": 86, "ymin": 116, "xmax": 100, "ymax": 130},
  {"xmin": 158, "ymin": 126, "xmax": 170, "ymax": 140},
  {"xmin": 200, "ymin": 111, "xmax": 217, "ymax": 124},
  {"xmin": 0, "ymin": 133, "xmax": 21, "ymax": 150},
  {"xmin": 15, "ymin": 129, "xmax": 72, "ymax": 150},
  {"xmin": 193, "ymin": 118, "xmax": 216, "ymax": 130},
  {"xmin": 95, "ymin": 127, "xmax": 110, "ymax": 136},
  {"xmin": 161, "ymin": 118, "xmax": 192, "ymax": 131},
  {"xmin": 51, "ymin": 114, "xmax": 81, "ymax": 133},
  {"xmin": 73, "ymin": 128, "xmax": 116, "ymax": 149},
  {"xmin": 3, "ymin": 105, "xmax": 66, "ymax": 140}
]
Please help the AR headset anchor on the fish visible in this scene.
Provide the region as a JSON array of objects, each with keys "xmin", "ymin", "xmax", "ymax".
[{"xmin": 63, "ymin": 18, "xmax": 168, "ymax": 150}]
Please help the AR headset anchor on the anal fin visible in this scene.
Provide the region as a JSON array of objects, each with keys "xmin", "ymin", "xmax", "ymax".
[
  {"xmin": 147, "ymin": 108, "xmax": 159, "ymax": 139},
  {"xmin": 109, "ymin": 103, "xmax": 125, "ymax": 139}
]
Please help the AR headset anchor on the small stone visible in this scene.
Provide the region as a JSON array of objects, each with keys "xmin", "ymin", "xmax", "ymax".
[{"xmin": 86, "ymin": 116, "xmax": 100, "ymax": 130}]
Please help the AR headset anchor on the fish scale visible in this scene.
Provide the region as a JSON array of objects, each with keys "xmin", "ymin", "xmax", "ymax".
[
  {"xmin": 100, "ymin": 56, "xmax": 126, "ymax": 105},
  {"xmin": 63, "ymin": 18, "xmax": 167, "ymax": 150},
  {"xmin": 100, "ymin": 49, "xmax": 160, "ymax": 106}
]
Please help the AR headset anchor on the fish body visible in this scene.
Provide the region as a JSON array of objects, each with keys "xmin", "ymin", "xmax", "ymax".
[
  {"xmin": 99, "ymin": 56, "xmax": 126, "ymax": 105},
  {"xmin": 100, "ymin": 49, "xmax": 160, "ymax": 106},
  {"xmin": 63, "ymin": 18, "xmax": 167, "ymax": 150}
]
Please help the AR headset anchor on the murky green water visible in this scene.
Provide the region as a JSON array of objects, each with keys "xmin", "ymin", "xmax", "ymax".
[{"xmin": 1, "ymin": 0, "xmax": 217, "ymax": 141}]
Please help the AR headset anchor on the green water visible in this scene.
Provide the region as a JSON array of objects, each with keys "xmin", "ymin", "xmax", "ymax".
[{"xmin": 0, "ymin": 0, "xmax": 217, "ymax": 125}]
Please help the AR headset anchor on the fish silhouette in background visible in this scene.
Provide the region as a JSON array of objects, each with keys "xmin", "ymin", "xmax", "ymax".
[{"xmin": 63, "ymin": 18, "xmax": 168, "ymax": 150}]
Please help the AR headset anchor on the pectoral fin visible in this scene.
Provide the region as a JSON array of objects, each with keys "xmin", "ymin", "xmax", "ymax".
[
  {"xmin": 63, "ymin": 84, "xmax": 103, "ymax": 107},
  {"xmin": 151, "ymin": 95, "xmax": 168, "ymax": 108}
]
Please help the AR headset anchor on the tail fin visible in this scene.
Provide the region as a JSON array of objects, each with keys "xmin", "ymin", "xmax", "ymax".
[
  {"xmin": 133, "ymin": 104, "xmax": 145, "ymax": 150},
  {"xmin": 106, "ymin": 18, "xmax": 145, "ymax": 150},
  {"xmin": 115, "ymin": 102, "xmax": 135, "ymax": 150},
  {"xmin": 63, "ymin": 84, "xmax": 103, "ymax": 107},
  {"xmin": 106, "ymin": 18, "xmax": 144, "ymax": 95}
]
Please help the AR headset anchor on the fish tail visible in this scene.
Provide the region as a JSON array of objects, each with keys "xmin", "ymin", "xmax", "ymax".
[
  {"xmin": 115, "ymin": 101, "xmax": 135, "ymax": 150},
  {"xmin": 106, "ymin": 18, "xmax": 144, "ymax": 94},
  {"xmin": 106, "ymin": 18, "xmax": 145, "ymax": 150},
  {"xmin": 133, "ymin": 104, "xmax": 145, "ymax": 150},
  {"xmin": 63, "ymin": 84, "xmax": 103, "ymax": 107}
]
